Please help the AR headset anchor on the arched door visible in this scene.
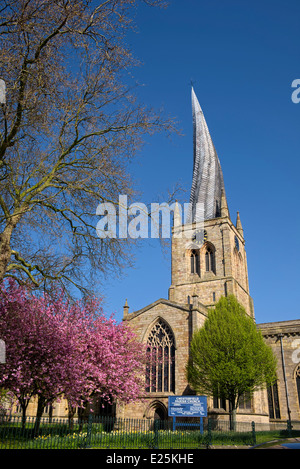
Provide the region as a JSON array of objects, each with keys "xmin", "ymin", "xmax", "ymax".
[{"xmin": 154, "ymin": 406, "xmax": 167, "ymax": 421}]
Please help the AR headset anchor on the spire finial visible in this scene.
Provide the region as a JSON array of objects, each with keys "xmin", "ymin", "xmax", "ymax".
[
  {"xmin": 123, "ymin": 299, "xmax": 129, "ymax": 319},
  {"xmin": 220, "ymin": 189, "xmax": 229, "ymax": 218},
  {"xmin": 236, "ymin": 211, "xmax": 244, "ymax": 238},
  {"xmin": 173, "ymin": 199, "xmax": 182, "ymax": 229}
]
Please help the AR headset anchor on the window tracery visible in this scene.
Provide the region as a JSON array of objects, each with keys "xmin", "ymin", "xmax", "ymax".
[
  {"xmin": 267, "ymin": 380, "xmax": 281, "ymax": 419},
  {"xmin": 146, "ymin": 319, "xmax": 175, "ymax": 393}
]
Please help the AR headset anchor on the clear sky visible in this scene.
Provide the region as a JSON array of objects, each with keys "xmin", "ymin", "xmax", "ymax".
[{"xmin": 99, "ymin": 0, "xmax": 300, "ymax": 326}]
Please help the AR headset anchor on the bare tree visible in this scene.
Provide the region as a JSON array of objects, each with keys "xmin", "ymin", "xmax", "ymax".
[{"xmin": 0, "ymin": 0, "xmax": 175, "ymax": 295}]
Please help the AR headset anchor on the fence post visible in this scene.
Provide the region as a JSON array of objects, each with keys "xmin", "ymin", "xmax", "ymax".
[
  {"xmin": 205, "ymin": 418, "xmax": 212, "ymax": 449},
  {"xmin": 287, "ymin": 419, "xmax": 292, "ymax": 437},
  {"xmin": 251, "ymin": 421, "xmax": 256, "ymax": 446}
]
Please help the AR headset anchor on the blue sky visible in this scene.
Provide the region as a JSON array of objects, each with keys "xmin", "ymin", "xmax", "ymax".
[{"xmin": 99, "ymin": 0, "xmax": 300, "ymax": 325}]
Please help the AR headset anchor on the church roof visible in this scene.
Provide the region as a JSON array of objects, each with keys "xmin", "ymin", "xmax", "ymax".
[
  {"xmin": 124, "ymin": 298, "xmax": 208, "ymax": 320},
  {"xmin": 257, "ymin": 319, "xmax": 300, "ymax": 337},
  {"xmin": 187, "ymin": 87, "xmax": 226, "ymax": 223},
  {"xmin": 126, "ymin": 299, "xmax": 190, "ymax": 320}
]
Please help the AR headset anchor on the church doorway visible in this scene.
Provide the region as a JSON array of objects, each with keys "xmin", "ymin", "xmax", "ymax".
[
  {"xmin": 154, "ymin": 406, "xmax": 167, "ymax": 421},
  {"xmin": 145, "ymin": 400, "xmax": 168, "ymax": 423}
]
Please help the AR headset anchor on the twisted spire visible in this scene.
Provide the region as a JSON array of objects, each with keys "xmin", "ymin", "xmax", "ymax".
[{"xmin": 187, "ymin": 87, "xmax": 226, "ymax": 223}]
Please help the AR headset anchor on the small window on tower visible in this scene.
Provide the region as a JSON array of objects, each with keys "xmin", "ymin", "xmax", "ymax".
[
  {"xmin": 205, "ymin": 246, "xmax": 215, "ymax": 273},
  {"xmin": 190, "ymin": 250, "xmax": 200, "ymax": 275}
]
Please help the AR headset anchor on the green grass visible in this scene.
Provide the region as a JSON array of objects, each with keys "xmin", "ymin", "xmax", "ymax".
[
  {"xmin": 255, "ymin": 429, "xmax": 300, "ymax": 445},
  {"xmin": 0, "ymin": 428, "xmax": 248, "ymax": 449}
]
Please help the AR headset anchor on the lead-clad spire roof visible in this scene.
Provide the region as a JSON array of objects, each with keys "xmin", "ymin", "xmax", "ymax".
[{"xmin": 187, "ymin": 87, "xmax": 226, "ymax": 223}]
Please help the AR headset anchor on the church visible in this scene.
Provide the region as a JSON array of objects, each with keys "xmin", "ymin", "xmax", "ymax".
[
  {"xmin": 117, "ymin": 88, "xmax": 300, "ymax": 427},
  {"xmin": 11, "ymin": 89, "xmax": 300, "ymax": 425}
]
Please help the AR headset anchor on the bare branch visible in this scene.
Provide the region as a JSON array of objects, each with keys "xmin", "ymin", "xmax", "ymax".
[{"xmin": 0, "ymin": 0, "xmax": 177, "ymax": 295}]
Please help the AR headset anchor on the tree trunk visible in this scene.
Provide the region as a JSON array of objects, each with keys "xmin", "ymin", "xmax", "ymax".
[
  {"xmin": 0, "ymin": 224, "xmax": 14, "ymax": 282},
  {"xmin": 68, "ymin": 402, "xmax": 76, "ymax": 432},
  {"xmin": 229, "ymin": 408, "xmax": 237, "ymax": 431},
  {"xmin": 21, "ymin": 404, "xmax": 27, "ymax": 431},
  {"xmin": 78, "ymin": 407, "xmax": 84, "ymax": 433},
  {"xmin": 0, "ymin": 211, "xmax": 24, "ymax": 282},
  {"xmin": 49, "ymin": 403, "xmax": 53, "ymax": 423},
  {"xmin": 33, "ymin": 395, "xmax": 46, "ymax": 437},
  {"xmin": 229, "ymin": 400, "xmax": 237, "ymax": 431},
  {"xmin": 18, "ymin": 397, "xmax": 30, "ymax": 431},
  {"xmin": 78, "ymin": 401, "xmax": 89, "ymax": 432}
]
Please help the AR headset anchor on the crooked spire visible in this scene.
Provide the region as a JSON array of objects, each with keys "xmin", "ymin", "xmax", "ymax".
[{"xmin": 187, "ymin": 87, "xmax": 226, "ymax": 223}]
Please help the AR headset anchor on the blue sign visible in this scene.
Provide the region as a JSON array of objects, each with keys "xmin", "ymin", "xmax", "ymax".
[{"xmin": 168, "ymin": 396, "xmax": 207, "ymax": 417}]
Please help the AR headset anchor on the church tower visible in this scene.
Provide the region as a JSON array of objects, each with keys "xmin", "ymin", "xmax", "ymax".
[{"xmin": 169, "ymin": 88, "xmax": 254, "ymax": 318}]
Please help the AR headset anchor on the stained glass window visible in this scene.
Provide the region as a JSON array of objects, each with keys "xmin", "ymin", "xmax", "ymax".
[{"xmin": 146, "ymin": 320, "xmax": 175, "ymax": 393}]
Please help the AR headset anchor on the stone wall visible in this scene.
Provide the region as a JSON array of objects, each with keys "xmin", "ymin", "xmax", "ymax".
[
  {"xmin": 169, "ymin": 216, "xmax": 254, "ymax": 317},
  {"xmin": 258, "ymin": 320, "xmax": 300, "ymax": 421},
  {"xmin": 121, "ymin": 299, "xmax": 207, "ymax": 420}
]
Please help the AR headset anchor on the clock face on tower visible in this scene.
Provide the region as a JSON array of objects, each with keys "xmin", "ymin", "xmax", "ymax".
[{"xmin": 192, "ymin": 229, "xmax": 207, "ymax": 246}]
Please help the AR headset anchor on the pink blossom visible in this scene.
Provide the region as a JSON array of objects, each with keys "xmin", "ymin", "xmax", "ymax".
[{"xmin": 0, "ymin": 279, "xmax": 146, "ymax": 418}]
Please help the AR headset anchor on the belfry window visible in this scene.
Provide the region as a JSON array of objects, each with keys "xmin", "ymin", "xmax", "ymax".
[
  {"xmin": 205, "ymin": 246, "xmax": 215, "ymax": 273},
  {"xmin": 190, "ymin": 250, "xmax": 200, "ymax": 275},
  {"xmin": 146, "ymin": 319, "xmax": 175, "ymax": 393}
]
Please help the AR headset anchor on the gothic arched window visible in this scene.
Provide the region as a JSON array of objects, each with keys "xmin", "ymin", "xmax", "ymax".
[
  {"xmin": 267, "ymin": 380, "xmax": 281, "ymax": 419},
  {"xmin": 205, "ymin": 246, "xmax": 215, "ymax": 273},
  {"xmin": 146, "ymin": 319, "xmax": 175, "ymax": 393},
  {"xmin": 190, "ymin": 250, "xmax": 200, "ymax": 275}
]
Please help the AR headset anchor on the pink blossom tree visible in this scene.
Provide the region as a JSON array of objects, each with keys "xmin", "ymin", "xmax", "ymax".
[
  {"xmin": 79, "ymin": 314, "xmax": 146, "ymax": 407},
  {"xmin": 0, "ymin": 280, "xmax": 82, "ymax": 430},
  {"xmin": 0, "ymin": 280, "xmax": 147, "ymax": 433}
]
